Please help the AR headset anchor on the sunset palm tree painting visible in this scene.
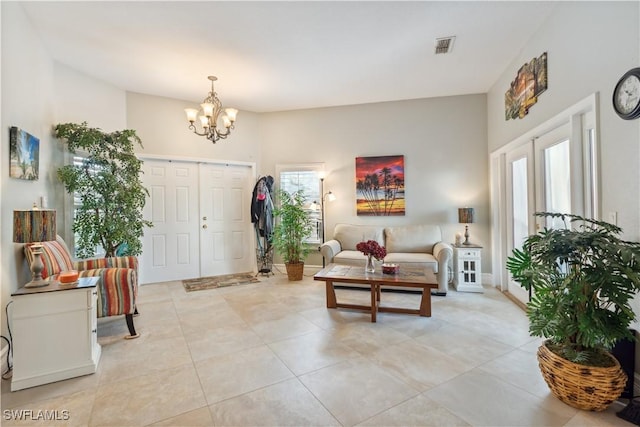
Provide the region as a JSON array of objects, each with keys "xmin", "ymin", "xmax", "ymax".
[{"xmin": 356, "ymin": 155, "xmax": 405, "ymax": 216}]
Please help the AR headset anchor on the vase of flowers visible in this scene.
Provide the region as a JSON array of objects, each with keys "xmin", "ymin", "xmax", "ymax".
[{"xmin": 356, "ymin": 240, "xmax": 387, "ymax": 273}]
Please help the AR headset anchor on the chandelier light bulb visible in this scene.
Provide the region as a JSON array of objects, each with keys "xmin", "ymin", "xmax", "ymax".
[{"xmin": 184, "ymin": 108, "xmax": 198, "ymax": 123}]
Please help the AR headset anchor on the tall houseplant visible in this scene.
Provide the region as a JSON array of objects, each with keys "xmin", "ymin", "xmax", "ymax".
[
  {"xmin": 272, "ymin": 189, "xmax": 313, "ymax": 281},
  {"xmin": 55, "ymin": 122, "xmax": 152, "ymax": 258},
  {"xmin": 506, "ymin": 212, "xmax": 640, "ymax": 410}
]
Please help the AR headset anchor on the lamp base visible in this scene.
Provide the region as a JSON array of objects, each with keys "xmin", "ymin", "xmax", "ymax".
[
  {"xmin": 24, "ymin": 278, "xmax": 50, "ymax": 288},
  {"xmin": 462, "ymin": 225, "xmax": 471, "ymax": 245}
]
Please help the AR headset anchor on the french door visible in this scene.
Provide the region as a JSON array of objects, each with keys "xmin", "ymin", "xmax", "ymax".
[
  {"xmin": 139, "ymin": 159, "xmax": 254, "ymax": 284},
  {"xmin": 505, "ymin": 123, "xmax": 580, "ymax": 305},
  {"xmin": 505, "ymin": 143, "xmax": 534, "ymax": 305},
  {"xmin": 493, "ymin": 94, "xmax": 598, "ymax": 306}
]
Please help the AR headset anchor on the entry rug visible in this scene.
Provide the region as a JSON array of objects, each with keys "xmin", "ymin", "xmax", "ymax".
[{"xmin": 182, "ymin": 272, "xmax": 259, "ymax": 292}]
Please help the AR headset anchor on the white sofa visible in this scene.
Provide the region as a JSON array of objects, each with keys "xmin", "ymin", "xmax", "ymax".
[{"xmin": 320, "ymin": 223, "xmax": 453, "ymax": 294}]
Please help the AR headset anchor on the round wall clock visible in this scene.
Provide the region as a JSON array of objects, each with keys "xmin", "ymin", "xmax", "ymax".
[{"xmin": 613, "ymin": 67, "xmax": 640, "ymax": 120}]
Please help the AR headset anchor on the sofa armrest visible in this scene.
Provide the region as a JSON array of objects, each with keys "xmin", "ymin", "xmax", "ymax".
[
  {"xmin": 320, "ymin": 240, "xmax": 342, "ymax": 264},
  {"xmin": 433, "ymin": 242, "xmax": 453, "ymax": 294},
  {"xmin": 78, "ymin": 268, "xmax": 137, "ymax": 318},
  {"xmin": 74, "ymin": 256, "xmax": 138, "ymax": 272}
]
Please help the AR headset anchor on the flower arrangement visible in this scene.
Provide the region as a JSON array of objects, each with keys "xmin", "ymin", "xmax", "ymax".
[{"xmin": 356, "ymin": 240, "xmax": 387, "ymax": 261}]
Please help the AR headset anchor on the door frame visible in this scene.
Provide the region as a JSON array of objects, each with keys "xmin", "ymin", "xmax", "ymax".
[
  {"xmin": 137, "ymin": 153, "xmax": 257, "ymax": 284},
  {"xmin": 490, "ymin": 92, "xmax": 600, "ymax": 294}
]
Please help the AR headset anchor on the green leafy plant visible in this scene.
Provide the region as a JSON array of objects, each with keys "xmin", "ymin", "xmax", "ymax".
[
  {"xmin": 506, "ymin": 212, "xmax": 640, "ymax": 366},
  {"xmin": 55, "ymin": 122, "xmax": 152, "ymax": 258},
  {"xmin": 272, "ymin": 189, "xmax": 313, "ymax": 265}
]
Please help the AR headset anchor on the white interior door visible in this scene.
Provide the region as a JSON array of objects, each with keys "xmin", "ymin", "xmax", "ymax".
[
  {"xmin": 505, "ymin": 143, "xmax": 535, "ymax": 305},
  {"xmin": 199, "ymin": 163, "xmax": 253, "ymax": 277},
  {"xmin": 140, "ymin": 160, "xmax": 200, "ymax": 284}
]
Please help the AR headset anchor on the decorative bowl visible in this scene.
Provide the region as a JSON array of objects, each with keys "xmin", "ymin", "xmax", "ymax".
[
  {"xmin": 58, "ymin": 270, "xmax": 79, "ymax": 284},
  {"xmin": 382, "ymin": 263, "xmax": 399, "ymax": 275}
]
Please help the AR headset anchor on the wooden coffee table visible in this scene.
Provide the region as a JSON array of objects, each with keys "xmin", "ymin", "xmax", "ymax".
[{"xmin": 313, "ymin": 264, "xmax": 438, "ymax": 322}]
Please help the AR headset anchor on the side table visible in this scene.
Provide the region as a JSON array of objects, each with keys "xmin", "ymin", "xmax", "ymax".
[
  {"xmin": 453, "ymin": 244, "xmax": 483, "ymax": 293},
  {"xmin": 10, "ymin": 276, "xmax": 101, "ymax": 391}
]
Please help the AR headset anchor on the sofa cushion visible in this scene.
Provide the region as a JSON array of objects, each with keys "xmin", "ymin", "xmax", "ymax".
[
  {"xmin": 333, "ymin": 224, "xmax": 384, "ymax": 251},
  {"xmin": 334, "ymin": 250, "xmax": 368, "ymax": 266},
  {"xmin": 25, "ymin": 236, "xmax": 74, "ymax": 279},
  {"xmin": 384, "ymin": 225, "xmax": 442, "ymax": 254},
  {"xmin": 384, "ymin": 253, "xmax": 438, "ymax": 272}
]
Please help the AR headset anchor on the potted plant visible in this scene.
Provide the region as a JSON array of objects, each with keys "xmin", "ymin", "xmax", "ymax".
[
  {"xmin": 55, "ymin": 122, "xmax": 152, "ymax": 258},
  {"xmin": 506, "ymin": 212, "xmax": 640, "ymax": 411},
  {"xmin": 272, "ymin": 189, "xmax": 313, "ymax": 281}
]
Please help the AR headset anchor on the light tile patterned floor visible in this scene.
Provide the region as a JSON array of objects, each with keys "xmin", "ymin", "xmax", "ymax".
[{"xmin": 1, "ymin": 271, "xmax": 634, "ymax": 426}]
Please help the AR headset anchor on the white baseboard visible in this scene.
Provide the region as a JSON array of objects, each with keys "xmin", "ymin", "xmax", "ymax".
[{"xmin": 481, "ymin": 272, "xmax": 493, "ymax": 286}]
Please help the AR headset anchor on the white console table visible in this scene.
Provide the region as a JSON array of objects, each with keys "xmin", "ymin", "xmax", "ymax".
[
  {"xmin": 11, "ymin": 277, "xmax": 101, "ymax": 391},
  {"xmin": 453, "ymin": 244, "xmax": 483, "ymax": 293}
]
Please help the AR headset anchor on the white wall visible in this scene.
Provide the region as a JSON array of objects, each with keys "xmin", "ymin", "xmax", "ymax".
[
  {"xmin": 125, "ymin": 92, "xmax": 489, "ymax": 271},
  {"xmin": 0, "ymin": 3, "xmax": 129, "ymax": 338},
  {"xmin": 488, "ymin": 1, "xmax": 640, "ymax": 240},
  {"xmin": 54, "ymin": 64, "xmax": 127, "ymax": 132},
  {"xmin": 126, "ymin": 92, "xmax": 262, "ymax": 168},
  {"xmin": 260, "ymin": 95, "xmax": 490, "ymax": 270},
  {"xmin": 1, "ymin": 2, "xmax": 58, "ymax": 337},
  {"xmin": 487, "ymin": 1, "xmax": 640, "ymax": 366}
]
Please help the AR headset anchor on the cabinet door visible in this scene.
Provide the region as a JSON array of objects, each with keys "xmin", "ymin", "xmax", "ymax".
[{"xmin": 14, "ymin": 291, "xmax": 88, "ymax": 372}]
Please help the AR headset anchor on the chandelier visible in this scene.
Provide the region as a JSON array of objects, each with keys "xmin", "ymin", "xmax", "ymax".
[{"xmin": 184, "ymin": 76, "xmax": 238, "ymax": 143}]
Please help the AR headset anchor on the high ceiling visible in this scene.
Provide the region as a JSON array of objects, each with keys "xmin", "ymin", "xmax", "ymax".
[{"xmin": 21, "ymin": 1, "xmax": 558, "ymax": 113}]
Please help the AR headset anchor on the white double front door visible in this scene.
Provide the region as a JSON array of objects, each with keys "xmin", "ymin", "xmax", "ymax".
[{"xmin": 139, "ymin": 159, "xmax": 254, "ymax": 284}]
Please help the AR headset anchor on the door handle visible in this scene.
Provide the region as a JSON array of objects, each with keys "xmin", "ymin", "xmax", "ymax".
[
  {"xmin": 202, "ymin": 224, "xmax": 208, "ymax": 229},
  {"xmin": 202, "ymin": 216, "xmax": 207, "ymax": 221}
]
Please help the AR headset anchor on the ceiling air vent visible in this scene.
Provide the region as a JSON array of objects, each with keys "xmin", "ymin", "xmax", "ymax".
[{"xmin": 435, "ymin": 36, "xmax": 455, "ymax": 54}]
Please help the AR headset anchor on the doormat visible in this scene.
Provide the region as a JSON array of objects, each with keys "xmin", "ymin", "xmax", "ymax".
[{"xmin": 182, "ymin": 272, "xmax": 259, "ymax": 292}]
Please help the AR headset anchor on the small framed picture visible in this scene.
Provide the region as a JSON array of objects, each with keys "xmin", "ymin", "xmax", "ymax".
[{"xmin": 9, "ymin": 126, "xmax": 40, "ymax": 180}]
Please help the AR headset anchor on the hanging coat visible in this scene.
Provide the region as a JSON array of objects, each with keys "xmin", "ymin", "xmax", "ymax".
[{"xmin": 251, "ymin": 175, "xmax": 274, "ymax": 239}]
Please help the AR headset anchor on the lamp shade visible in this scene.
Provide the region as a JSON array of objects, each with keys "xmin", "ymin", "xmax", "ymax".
[
  {"xmin": 13, "ymin": 209, "xmax": 56, "ymax": 243},
  {"xmin": 458, "ymin": 207, "xmax": 475, "ymax": 224}
]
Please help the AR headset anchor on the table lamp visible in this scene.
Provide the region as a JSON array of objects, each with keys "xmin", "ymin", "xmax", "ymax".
[
  {"xmin": 458, "ymin": 207, "xmax": 475, "ymax": 246},
  {"xmin": 13, "ymin": 208, "xmax": 57, "ymax": 288}
]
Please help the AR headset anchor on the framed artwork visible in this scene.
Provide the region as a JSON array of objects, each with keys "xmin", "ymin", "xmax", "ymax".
[
  {"xmin": 10, "ymin": 126, "xmax": 40, "ymax": 180},
  {"xmin": 505, "ymin": 52, "xmax": 548, "ymax": 120},
  {"xmin": 355, "ymin": 155, "xmax": 405, "ymax": 216}
]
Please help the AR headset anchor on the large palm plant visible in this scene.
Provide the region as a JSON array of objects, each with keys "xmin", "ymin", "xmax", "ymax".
[{"xmin": 506, "ymin": 212, "xmax": 640, "ymax": 366}]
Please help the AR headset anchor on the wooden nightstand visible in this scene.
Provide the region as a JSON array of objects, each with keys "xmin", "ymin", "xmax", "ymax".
[
  {"xmin": 452, "ymin": 244, "xmax": 483, "ymax": 293},
  {"xmin": 10, "ymin": 277, "xmax": 101, "ymax": 391}
]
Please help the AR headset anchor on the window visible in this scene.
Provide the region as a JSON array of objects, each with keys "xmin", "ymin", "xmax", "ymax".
[{"xmin": 276, "ymin": 163, "xmax": 324, "ymax": 244}]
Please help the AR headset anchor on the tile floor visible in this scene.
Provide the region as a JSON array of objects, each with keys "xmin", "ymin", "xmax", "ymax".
[{"xmin": 1, "ymin": 270, "xmax": 634, "ymax": 426}]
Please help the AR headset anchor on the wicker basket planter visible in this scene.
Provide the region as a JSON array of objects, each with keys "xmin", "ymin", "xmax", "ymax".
[
  {"xmin": 537, "ymin": 341, "xmax": 627, "ymax": 411},
  {"xmin": 285, "ymin": 262, "xmax": 304, "ymax": 281}
]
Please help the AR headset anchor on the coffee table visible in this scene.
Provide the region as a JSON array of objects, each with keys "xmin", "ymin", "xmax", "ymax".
[{"xmin": 313, "ymin": 264, "xmax": 438, "ymax": 322}]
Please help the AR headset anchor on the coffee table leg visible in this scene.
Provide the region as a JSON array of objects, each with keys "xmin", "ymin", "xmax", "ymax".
[
  {"xmin": 419, "ymin": 287, "xmax": 432, "ymax": 317},
  {"xmin": 371, "ymin": 284, "xmax": 377, "ymax": 322},
  {"xmin": 326, "ymin": 281, "xmax": 337, "ymax": 309},
  {"xmin": 376, "ymin": 284, "xmax": 381, "ymax": 302}
]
